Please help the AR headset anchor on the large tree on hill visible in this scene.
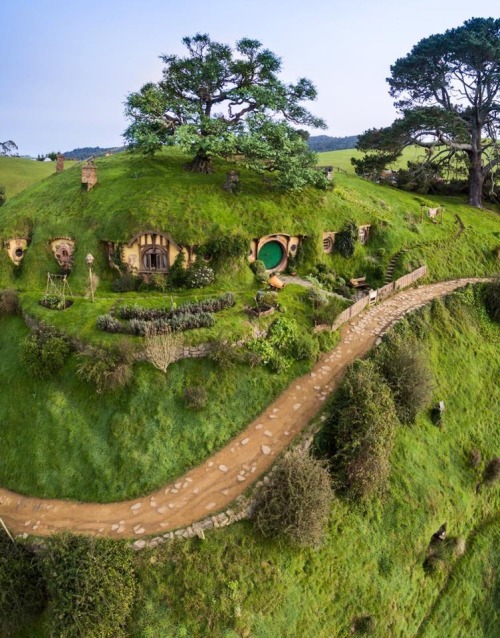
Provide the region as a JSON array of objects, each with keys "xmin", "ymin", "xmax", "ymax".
[
  {"xmin": 0, "ymin": 140, "xmax": 18, "ymax": 156},
  {"xmin": 352, "ymin": 18, "xmax": 500, "ymax": 208},
  {"xmin": 124, "ymin": 33, "xmax": 328, "ymax": 189}
]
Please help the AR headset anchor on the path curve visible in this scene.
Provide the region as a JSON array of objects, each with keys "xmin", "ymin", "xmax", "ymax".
[{"xmin": 0, "ymin": 278, "xmax": 490, "ymax": 538}]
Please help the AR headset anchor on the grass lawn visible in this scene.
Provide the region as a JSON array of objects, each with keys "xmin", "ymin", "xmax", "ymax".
[{"xmin": 0, "ymin": 156, "xmax": 76, "ymax": 199}]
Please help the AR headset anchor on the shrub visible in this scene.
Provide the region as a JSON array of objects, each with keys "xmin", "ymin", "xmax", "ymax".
[
  {"xmin": 185, "ymin": 263, "xmax": 215, "ymax": 289},
  {"xmin": 39, "ymin": 294, "xmax": 73, "ymax": 310},
  {"xmin": 253, "ymin": 447, "xmax": 333, "ymax": 547},
  {"xmin": 184, "ymin": 386, "xmax": 208, "ymax": 410},
  {"xmin": 469, "ymin": 448, "xmax": 482, "ymax": 468},
  {"xmin": 167, "ymin": 252, "xmax": 187, "ymax": 289},
  {"xmin": 0, "ymin": 289, "xmax": 20, "ymax": 316},
  {"xmin": 0, "ymin": 532, "xmax": 46, "ymax": 636},
  {"xmin": 307, "ymin": 285, "xmax": 329, "ymax": 308},
  {"xmin": 20, "ymin": 324, "xmax": 71, "ymax": 378},
  {"xmin": 334, "ymin": 220, "xmax": 358, "ymax": 258},
  {"xmin": 201, "ymin": 234, "xmax": 249, "ymax": 264},
  {"xmin": 208, "ymin": 339, "xmax": 243, "ymax": 369},
  {"xmin": 318, "ymin": 359, "xmax": 399, "ymax": 499},
  {"xmin": 313, "ymin": 297, "xmax": 345, "ymax": 326},
  {"xmin": 352, "ymin": 615, "xmax": 376, "ymax": 635},
  {"xmin": 255, "ymin": 290, "xmax": 280, "ymax": 308},
  {"xmin": 375, "ymin": 333, "xmax": 433, "ymax": 424},
  {"xmin": 149, "ymin": 273, "xmax": 168, "ymax": 292},
  {"xmin": 250, "ymin": 259, "xmax": 268, "ymax": 282},
  {"xmin": 482, "ymin": 457, "xmax": 500, "ymax": 486},
  {"xmin": 41, "ymin": 534, "xmax": 136, "ymax": 638},
  {"xmin": 77, "ymin": 341, "xmax": 134, "ymax": 393},
  {"xmin": 112, "ymin": 272, "xmax": 141, "ymax": 292},
  {"xmin": 293, "ymin": 332, "xmax": 319, "ymax": 361},
  {"xmin": 144, "ymin": 327, "xmax": 182, "ymax": 374},
  {"xmin": 483, "ymin": 281, "xmax": 500, "ymax": 322}
]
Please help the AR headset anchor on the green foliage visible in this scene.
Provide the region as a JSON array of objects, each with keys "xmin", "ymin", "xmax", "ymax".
[
  {"xmin": 482, "ymin": 457, "xmax": 500, "ymax": 486},
  {"xmin": 334, "ymin": 220, "xmax": 358, "ymax": 258},
  {"xmin": 39, "ymin": 293, "xmax": 72, "ymax": 310},
  {"xmin": 112, "ymin": 272, "xmax": 141, "ymax": 293},
  {"xmin": 184, "ymin": 262, "xmax": 215, "ymax": 289},
  {"xmin": 0, "ymin": 184, "xmax": 6, "ymax": 206},
  {"xmin": 312, "ymin": 296, "xmax": 346, "ymax": 326},
  {"xmin": 183, "ymin": 385, "xmax": 208, "ymax": 410},
  {"xmin": 357, "ymin": 18, "xmax": 500, "ymax": 206},
  {"xmin": 318, "ymin": 359, "xmax": 399, "ymax": 499},
  {"xmin": 0, "ymin": 532, "xmax": 46, "ymax": 636},
  {"xmin": 77, "ymin": 341, "xmax": 134, "ymax": 393},
  {"xmin": 0, "ymin": 289, "xmax": 19, "ymax": 316},
  {"xmin": 20, "ymin": 324, "xmax": 71, "ymax": 378},
  {"xmin": 149, "ymin": 272, "xmax": 168, "ymax": 292},
  {"xmin": 202, "ymin": 234, "xmax": 249, "ymax": 265},
  {"xmin": 124, "ymin": 33, "xmax": 326, "ymax": 189},
  {"xmin": 41, "ymin": 534, "xmax": 136, "ymax": 638},
  {"xmin": 250, "ymin": 259, "xmax": 268, "ymax": 283},
  {"xmin": 483, "ymin": 280, "xmax": 500, "ymax": 322},
  {"xmin": 167, "ymin": 252, "xmax": 188, "ymax": 288},
  {"xmin": 375, "ymin": 332, "xmax": 433, "ymax": 424},
  {"xmin": 293, "ymin": 332, "xmax": 319, "ymax": 361},
  {"xmin": 253, "ymin": 447, "xmax": 333, "ymax": 547}
]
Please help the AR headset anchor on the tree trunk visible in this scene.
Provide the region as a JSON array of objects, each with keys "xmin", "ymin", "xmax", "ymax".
[
  {"xmin": 467, "ymin": 128, "xmax": 483, "ymax": 208},
  {"xmin": 185, "ymin": 151, "xmax": 214, "ymax": 174}
]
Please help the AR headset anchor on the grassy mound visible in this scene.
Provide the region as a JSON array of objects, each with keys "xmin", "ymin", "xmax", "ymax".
[
  {"xmin": 0, "ymin": 156, "xmax": 75, "ymax": 200},
  {"xmin": 0, "ymin": 148, "xmax": 498, "ymax": 294}
]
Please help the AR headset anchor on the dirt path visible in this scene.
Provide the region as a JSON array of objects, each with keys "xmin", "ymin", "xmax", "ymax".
[{"xmin": 0, "ymin": 279, "xmax": 488, "ymax": 538}]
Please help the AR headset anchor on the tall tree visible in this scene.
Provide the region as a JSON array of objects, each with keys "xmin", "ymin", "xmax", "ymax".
[
  {"xmin": 124, "ymin": 34, "xmax": 328, "ymax": 189},
  {"xmin": 0, "ymin": 140, "xmax": 18, "ymax": 156},
  {"xmin": 353, "ymin": 18, "xmax": 500, "ymax": 207}
]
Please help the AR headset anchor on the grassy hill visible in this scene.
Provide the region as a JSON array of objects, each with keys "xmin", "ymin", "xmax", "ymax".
[
  {"xmin": 318, "ymin": 146, "xmax": 427, "ymax": 173},
  {"xmin": 0, "ymin": 156, "xmax": 75, "ymax": 200},
  {"xmin": 0, "ymin": 148, "xmax": 498, "ymax": 295}
]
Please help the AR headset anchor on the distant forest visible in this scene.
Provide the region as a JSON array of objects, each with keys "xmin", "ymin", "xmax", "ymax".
[
  {"xmin": 62, "ymin": 146, "xmax": 125, "ymax": 160},
  {"xmin": 308, "ymin": 135, "xmax": 358, "ymax": 152}
]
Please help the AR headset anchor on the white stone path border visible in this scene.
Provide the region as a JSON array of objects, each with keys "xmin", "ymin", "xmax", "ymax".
[{"xmin": 0, "ymin": 279, "xmax": 492, "ymax": 541}]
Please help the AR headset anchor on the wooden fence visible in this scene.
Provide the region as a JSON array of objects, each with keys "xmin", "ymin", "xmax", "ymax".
[{"xmin": 316, "ymin": 265, "xmax": 428, "ymax": 333}]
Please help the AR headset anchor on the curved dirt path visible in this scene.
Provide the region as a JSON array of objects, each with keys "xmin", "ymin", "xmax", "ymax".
[{"xmin": 0, "ymin": 278, "xmax": 489, "ymax": 538}]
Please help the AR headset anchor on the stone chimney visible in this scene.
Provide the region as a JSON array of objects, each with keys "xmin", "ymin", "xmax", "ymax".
[
  {"xmin": 56, "ymin": 154, "xmax": 64, "ymax": 173},
  {"xmin": 81, "ymin": 160, "xmax": 97, "ymax": 191}
]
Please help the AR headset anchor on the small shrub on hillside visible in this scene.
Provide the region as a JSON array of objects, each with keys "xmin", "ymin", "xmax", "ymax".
[
  {"xmin": 77, "ymin": 341, "xmax": 134, "ymax": 393},
  {"xmin": 167, "ymin": 252, "xmax": 188, "ymax": 289},
  {"xmin": 0, "ymin": 532, "xmax": 46, "ymax": 636},
  {"xmin": 144, "ymin": 327, "xmax": 182, "ymax": 374},
  {"xmin": 482, "ymin": 457, "xmax": 500, "ymax": 486},
  {"xmin": 469, "ymin": 448, "xmax": 482, "ymax": 468},
  {"xmin": 208, "ymin": 339, "xmax": 243, "ymax": 369},
  {"xmin": 375, "ymin": 333, "xmax": 433, "ymax": 424},
  {"xmin": 41, "ymin": 534, "xmax": 136, "ymax": 638},
  {"xmin": 20, "ymin": 325, "xmax": 71, "ymax": 378},
  {"xmin": 293, "ymin": 332, "xmax": 319, "ymax": 362},
  {"xmin": 185, "ymin": 263, "xmax": 215, "ymax": 288},
  {"xmin": 112, "ymin": 272, "xmax": 142, "ymax": 293},
  {"xmin": 184, "ymin": 386, "xmax": 208, "ymax": 410},
  {"xmin": 313, "ymin": 297, "xmax": 345, "ymax": 326},
  {"xmin": 483, "ymin": 281, "xmax": 500, "ymax": 322},
  {"xmin": 0, "ymin": 289, "xmax": 20, "ymax": 316},
  {"xmin": 253, "ymin": 447, "xmax": 333, "ymax": 548},
  {"xmin": 317, "ymin": 359, "xmax": 399, "ymax": 499},
  {"xmin": 250, "ymin": 259, "xmax": 268, "ymax": 283},
  {"xmin": 352, "ymin": 615, "xmax": 376, "ymax": 635},
  {"xmin": 39, "ymin": 294, "xmax": 73, "ymax": 310},
  {"xmin": 307, "ymin": 285, "xmax": 329, "ymax": 308},
  {"xmin": 149, "ymin": 273, "xmax": 168, "ymax": 292},
  {"xmin": 202, "ymin": 234, "xmax": 249, "ymax": 264},
  {"xmin": 334, "ymin": 220, "xmax": 358, "ymax": 258},
  {"xmin": 255, "ymin": 290, "xmax": 280, "ymax": 308}
]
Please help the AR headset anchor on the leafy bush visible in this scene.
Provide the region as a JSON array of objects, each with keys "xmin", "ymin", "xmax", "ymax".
[
  {"xmin": 201, "ymin": 234, "xmax": 249, "ymax": 264},
  {"xmin": 317, "ymin": 359, "xmax": 399, "ymax": 499},
  {"xmin": 39, "ymin": 294, "xmax": 73, "ymax": 310},
  {"xmin": 0, "ymin": 289, "xmax": 19, "ymax": 316},
  {"xmin": 375, "ymin": 333, "xmax": 433, "ymax": 424},
  {"xmin": 185, "ymin": 263, "xmax": 215, "ymax": 288},
  {"xmin": 293, "ymin": 332, "xmax": 319, "ymax": 361},
  {"xmin": 20, "ymin": 324, "xmax": 71, "ymax": 378},
  {"xmin": 334, "ymin": 220, "xmax": 358, "ymax": 258},
  {"xmin": 208, "ymin": 339, "xmax": 244, "ymax": 368},
  {"xmin": 77, "ymin": 341, "xmax": 134, "ymax": 393},
  {"xmin": 307, "ymin": 285, "xmax": 329, "ymax": 308},
  {"xmin": 184, "ymin": 386, "xmax": 208, "ymax": 410},
  {"xmin": 483, "ymin": 281, "xmax": 500, "ymax": 322},
  {"xmin": 253, "ymin": 447, "xmax": 333, "ymax": 547},
  {"xmin": 255, "ymin": 290, "xmax": 280, "ymax": 308},
  {"xmin": 167, "ymin": 252, "xmax": 188, "ymax": 289},
  {"xmin": 117, "ymin": 293, "xmax": 235, "ymax": 321},
  {"xmin": 250, "ymin": 259, "xmax": 268, "ymax": 282},
  {"xmin": 41, "ymin": 534, "xmax": 136, "ymax": 638},
  {"xmin": 313, "ymin": 297, "xmax": 346, "ymax": 326},
  {"xmin": 0, "ymin": 532, "xmax": 46, "ymax": 636},
  {"xmin": 247, "ymin": 317, "xmax": 303, "ymax": 373},
  {"xmin": 112, "ymin": 272, "xmax": 141, "ymax": 292},
  {"xmin": 482, "ymin": 457, "xmax": 500, "ymax": 486},
  {"xmin": 149, "ymin": 273, "xmax": 168, "ymax": 292}
]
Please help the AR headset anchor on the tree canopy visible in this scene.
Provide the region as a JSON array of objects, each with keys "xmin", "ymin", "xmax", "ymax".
[
  {"xmin": 0, "ymin": 140, "xmax": 18, "ymax": 156},
  {"xmin": 352, "ymin": 18, "xmax": 500, "ymax": 207},
  {"xmin": 124, "ymin": 33, "xmax": 328, "ymax": 190}
]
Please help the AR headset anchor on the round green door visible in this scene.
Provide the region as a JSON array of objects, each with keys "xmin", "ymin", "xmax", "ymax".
[{"xmin": 258, "ymin": 241, "xmax": 284, "ymax": 269}]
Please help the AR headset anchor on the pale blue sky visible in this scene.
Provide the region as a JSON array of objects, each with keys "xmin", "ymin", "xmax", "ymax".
[{"xmin": 1, "ymin": 0, "xmax": 499, "ymax": 156}]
